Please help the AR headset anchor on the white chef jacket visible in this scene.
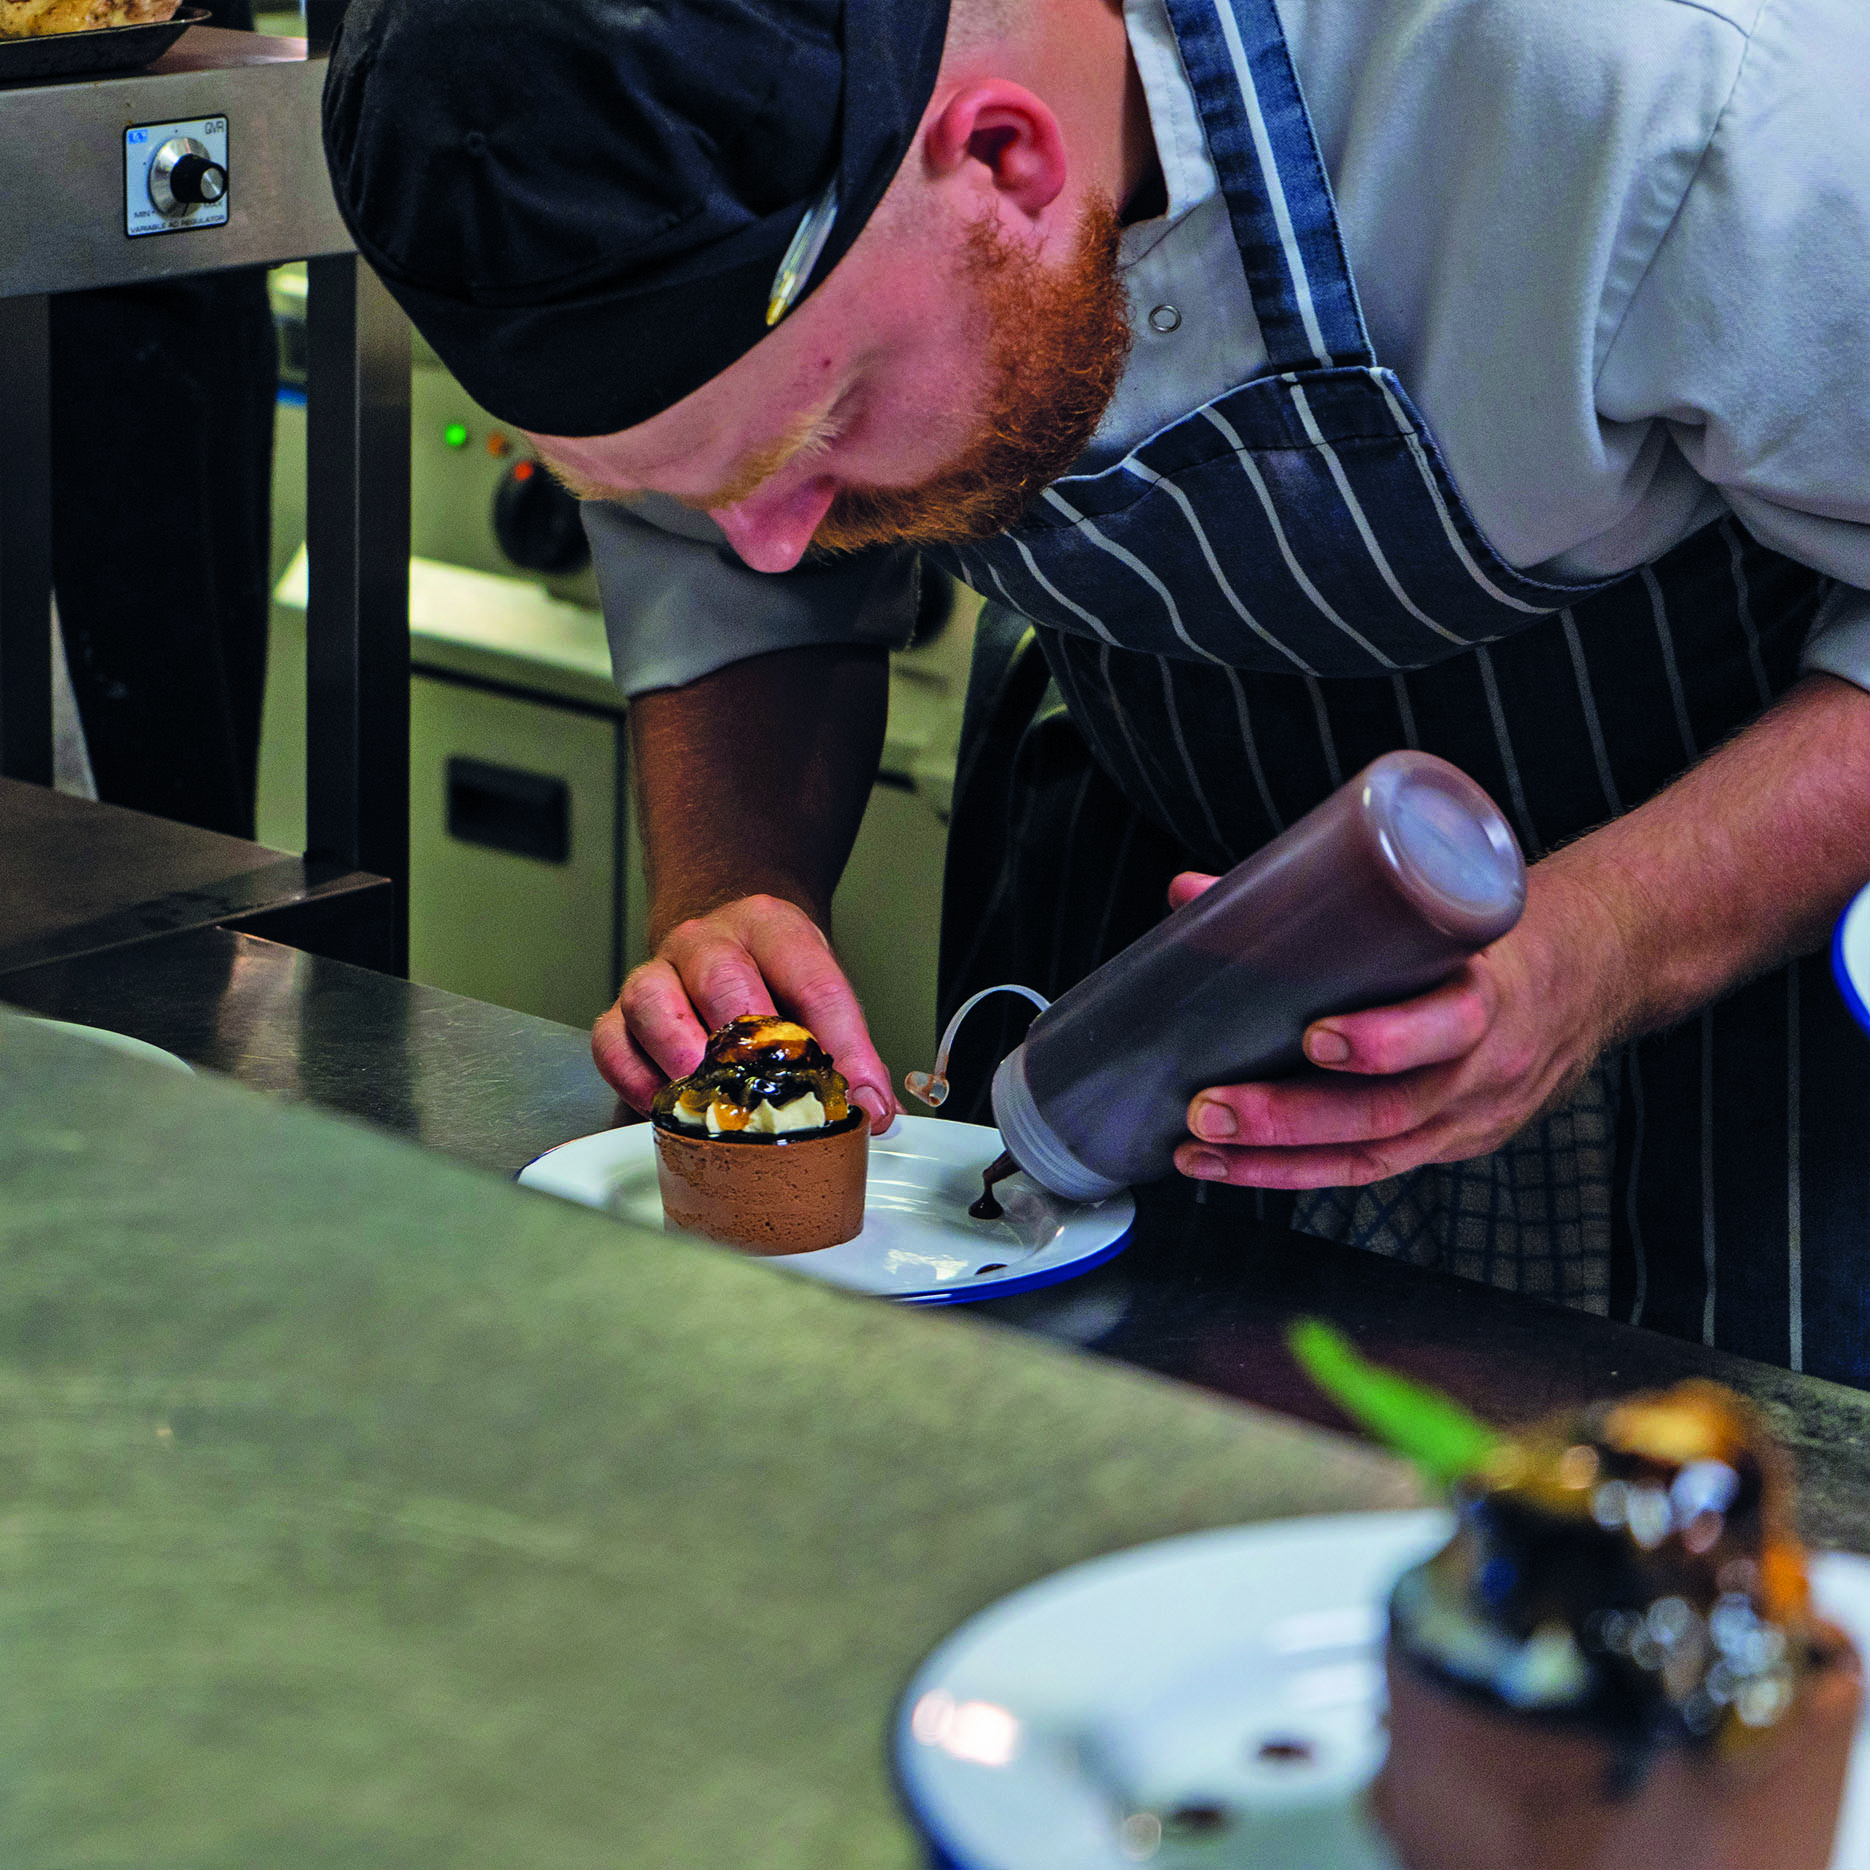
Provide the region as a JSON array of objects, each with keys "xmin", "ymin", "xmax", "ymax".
[{"xmin": 588, "ymin": 0, "xmax": 1870, "ymax": 697}]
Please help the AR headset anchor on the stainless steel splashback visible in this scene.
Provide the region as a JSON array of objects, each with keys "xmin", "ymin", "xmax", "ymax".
[{"xmin": 0, "ymin": 29, "xmax": 348, "ymax": 295}]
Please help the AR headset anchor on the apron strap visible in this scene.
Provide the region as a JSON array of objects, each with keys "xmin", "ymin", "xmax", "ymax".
[{"xmin": 1162, "ymin": 0, "xmax": 1374, "ymax": 373}]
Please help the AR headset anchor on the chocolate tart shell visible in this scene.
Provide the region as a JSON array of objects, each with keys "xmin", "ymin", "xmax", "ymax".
[
  {"xmin": 1372, "ymin": 1626, "xmax": 1863, "ymax": 1870},
  {"xmin": 653, "ymin": 1113, "xmax": 869, "ymax": 1255}
]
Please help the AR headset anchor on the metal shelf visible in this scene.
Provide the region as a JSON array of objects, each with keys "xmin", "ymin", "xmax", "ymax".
[{"xmin": 0, "ymin": 26, "xmax": 410, "ymax": 965}]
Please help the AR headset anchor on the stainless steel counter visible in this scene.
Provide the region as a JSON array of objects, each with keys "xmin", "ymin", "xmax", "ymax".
[
  {"xmin": 7, "ymin": 921, "xmax": 1868, "ymax": 1557},
  {"xmin": 0, "ymin": 777, "xmax": 392, "ymax": 975},
  {"xmin": 0, "ymin": 921, "xmax": 619, "ymax": 1174},
  {"xmin": 0, "ymin": 1008, "xmax": 1409, "ymax": 1868}
]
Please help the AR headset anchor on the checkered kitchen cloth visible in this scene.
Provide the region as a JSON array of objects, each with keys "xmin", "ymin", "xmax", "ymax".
[{"xmin": 1291, "ymin": 1058, "xmax": 1617, "ymax": 1316}]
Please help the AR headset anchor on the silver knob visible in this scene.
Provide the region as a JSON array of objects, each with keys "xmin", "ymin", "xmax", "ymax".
[{"xmin": 148, "ymin": 137, "xmax": 228, "ymax": 216}]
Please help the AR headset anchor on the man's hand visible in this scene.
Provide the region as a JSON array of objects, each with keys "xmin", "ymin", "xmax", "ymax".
[
  {"xmin": 1171, "ymin": 865, "xmax": 1619, "ymax": 1186},
  {"xmin": 592, "ymin": 893, "xmax": 897, "ymax": 1129},
  {"xmin": 1168, "ymin": 672, "xmax": 1870, "ymax": 1190},
  {"xmin": 592, "ymin": 639, "xmax": 897, "ymax": 1126}
]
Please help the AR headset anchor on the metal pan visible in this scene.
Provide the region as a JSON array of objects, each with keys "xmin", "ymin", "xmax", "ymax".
[{"xmin": 0, "ymin": 7, "xmax": 206, "ymax": 84}]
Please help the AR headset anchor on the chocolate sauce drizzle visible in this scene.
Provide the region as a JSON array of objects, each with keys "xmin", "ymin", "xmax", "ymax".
[{"xmin": 969, "ymin": 1148, "xmax": 1021, "ymax": 1220}]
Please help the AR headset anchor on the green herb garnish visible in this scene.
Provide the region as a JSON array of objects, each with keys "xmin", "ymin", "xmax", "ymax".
[{"xmin": 1287, "ymin": 1319, "xmax": 1501, "ymax": 1485}]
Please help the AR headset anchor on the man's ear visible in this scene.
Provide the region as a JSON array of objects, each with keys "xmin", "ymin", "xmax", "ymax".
[{"xmin": 921, "ymin": 81, "xmax": 1067, "ymax": 221}]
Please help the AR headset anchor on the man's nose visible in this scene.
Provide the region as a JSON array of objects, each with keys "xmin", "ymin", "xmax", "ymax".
[{"xmin": 709, "ymin": 476, "xmax": 838, "ymax": 574}]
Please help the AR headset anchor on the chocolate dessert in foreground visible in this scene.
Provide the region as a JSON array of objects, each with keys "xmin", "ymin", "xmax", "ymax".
[
  {"xmin": 650, "ymin": 1015, "xmax": 867, "ymax": 1254},
  {"xmin": 1375, "ymin": 1380, "xmax": 1862, "ymax": 1870}
]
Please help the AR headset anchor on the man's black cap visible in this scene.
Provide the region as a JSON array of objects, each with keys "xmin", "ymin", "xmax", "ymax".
[{"xmin": 323, "ymin": 0, "xmax": 952, "ymax": 437}]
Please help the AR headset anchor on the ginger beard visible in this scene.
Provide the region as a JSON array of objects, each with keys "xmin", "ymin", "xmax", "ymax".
[{"xmin": 811, "ymin": 195, "xmax": 1132, "ymax": 555}]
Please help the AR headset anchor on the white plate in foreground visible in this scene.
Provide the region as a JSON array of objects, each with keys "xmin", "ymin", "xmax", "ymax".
[
  {"xmin": 893, "ymin": 1510, "xmax": 1870, "ymax": 1870},
  {"xmin": 1833, "ymin": 882, "xmax": 1870, "ymax": 1038},
  {"xmin": 16, "ymin": 1015, "xmax": 193, "ymax": 1076},
  {"xmin": 516, "ymin": 1114, "xmax": 1134, "ymax": 1303}
]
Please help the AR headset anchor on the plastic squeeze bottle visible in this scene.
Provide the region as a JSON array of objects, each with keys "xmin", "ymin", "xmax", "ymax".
[{"xmin": 989, "ymin": 751, "xmax": 1526, "ymax": 1201}]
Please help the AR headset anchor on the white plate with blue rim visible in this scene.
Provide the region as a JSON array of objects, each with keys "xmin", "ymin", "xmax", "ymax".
[
  {"xmin": 516, "ymin": 1114, "xmax": 1134, "ymax": 1304},
  {"xmin": 892, "ymin": 1510, "xmax": 1870, "ymax": 1870},
  {"xmin": 1833, "ymin": 882, "xmax": 1870, "ymax": 1038}
]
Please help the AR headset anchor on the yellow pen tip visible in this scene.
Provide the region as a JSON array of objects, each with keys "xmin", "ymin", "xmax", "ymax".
[{"xmin": 765, "ymin": 295, "xmax": 786, "ymax": 327}]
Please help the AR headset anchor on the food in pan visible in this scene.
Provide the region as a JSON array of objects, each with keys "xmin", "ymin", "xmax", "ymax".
[
  {"xmin": 1370, "ymin": 1378, "xmax": 1862, "ymax": 1870},
  {"xmin": 0, "ymin": 0, "xmax": 178, "ymax": 37},
  {"xmin": 649, "ymin": 1014, "xmax": 868, "ymax": 1253}
]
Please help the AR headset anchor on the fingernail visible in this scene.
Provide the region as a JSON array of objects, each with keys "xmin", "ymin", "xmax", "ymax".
[
  {"xmin": 1193, "ymin": 1100, "xmax": 1238, "ymax": 1141},
  {"xmin": 1307, "ymin": 1028, "xmax": 1351, "ymax": 1066},
  {"xmin": 1182, "ymin": 1149, "xmax": 1227, "ymax": 1180},
  {"xmin": 855, "ymin": 1088, "xmax": 891, "ymax": 1129}
]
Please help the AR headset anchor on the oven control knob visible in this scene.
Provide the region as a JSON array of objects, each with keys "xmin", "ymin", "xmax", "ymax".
[
  {"xmin": 493, "ymin": 458, "xmax": 589, "ymax": 575},
  {"xmin": 148, "ymin": 137, "xmax": 228, "ymax": 216}
]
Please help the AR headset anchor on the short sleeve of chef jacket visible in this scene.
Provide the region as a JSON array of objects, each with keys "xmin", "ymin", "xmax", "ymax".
[
  {"xmin": 1593, "ymin": 0, "xmax": 1870, "ymax": 685},
  {"xmin": 583, "ymin": 496, "xmax": 917, "ymax": 697}
]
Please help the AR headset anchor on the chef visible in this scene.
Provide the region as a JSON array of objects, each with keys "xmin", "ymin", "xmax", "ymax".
[{"xmin": 323, "ymin": 0, "xmax": 1870, "ymax": 1378}]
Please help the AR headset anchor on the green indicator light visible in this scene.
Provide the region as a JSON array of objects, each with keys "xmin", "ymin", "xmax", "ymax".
[{"xmin": 443, "ymin": 422, "xmax": 469, "ymax": 449}]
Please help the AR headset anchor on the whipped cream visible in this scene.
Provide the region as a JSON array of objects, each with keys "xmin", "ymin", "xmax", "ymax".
[{"xmin": 673, "ymin": 1090, "xmax": 829, "ymax": 1136}]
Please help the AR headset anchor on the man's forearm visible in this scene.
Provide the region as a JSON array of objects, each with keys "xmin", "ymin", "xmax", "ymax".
[
  {"xmin": 1538, "ymin": 671, "xmax": 1870, "ymax": 1046},
  {"xmin": 629, "ymin": 641, "xmax": 890, "ymax": 949}
]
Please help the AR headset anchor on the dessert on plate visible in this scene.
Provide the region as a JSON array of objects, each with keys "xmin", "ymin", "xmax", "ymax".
[
  {"xmin": 1371, "ymin": 1377, "xmax": 1862, "ymax": 1870},
  {"xmin": 0, "ymin": 0, "xmax": 178, "ymax": 36},
  {"xmin": 649, "ymin": 1014, "xmax": 868, "ymax": 1254}
]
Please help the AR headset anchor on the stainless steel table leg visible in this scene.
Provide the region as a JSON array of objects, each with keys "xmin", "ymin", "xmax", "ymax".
[
  {"xmin": 0, "ymin": 294, "xmax": 52, "ymax": 785},
  {"xmin": 305, "ymin": 252, "xmax": 410, "ymax": 972}
]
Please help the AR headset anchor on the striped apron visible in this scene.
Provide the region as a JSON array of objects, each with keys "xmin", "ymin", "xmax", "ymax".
[{"xmin": 925, "ymin": 0, "xmax": 1870, "ymax": 1384}]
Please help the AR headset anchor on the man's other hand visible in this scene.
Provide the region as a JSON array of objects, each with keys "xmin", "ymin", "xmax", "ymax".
[{"xmin": 1164, "ymin": 866, "xmax": 1604, "ymax": 1190}]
